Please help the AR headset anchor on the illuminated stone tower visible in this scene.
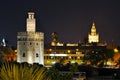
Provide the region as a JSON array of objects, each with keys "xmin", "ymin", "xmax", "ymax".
[
  {"xmin": 17, "ymin": 12, "xmax": 44, "ymax": 65},
  {"xmin": 88, "ymin": 22, "xmax": 99, "ymax": 43}
]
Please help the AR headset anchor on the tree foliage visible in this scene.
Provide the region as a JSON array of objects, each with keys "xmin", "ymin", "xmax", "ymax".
[
  {"xmin": 0, "ymin": 46, "xmax": 16, "ymax": 63},
  {"xmin": 83, "ymin": 48, "xmax": 115, "ymax": 66},
  {"xmin": 0, "ymin": 62, "xmax": 50, "ymax": 80}
]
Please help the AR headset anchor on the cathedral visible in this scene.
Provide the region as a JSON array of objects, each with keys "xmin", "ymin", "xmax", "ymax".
[
  {"xmin": 88, "ymin": 22, "xmax": 99, "ymax": 43},
  {"xmin": 17, "ymin": 12, "xmax": 44, "ymax": 65}
]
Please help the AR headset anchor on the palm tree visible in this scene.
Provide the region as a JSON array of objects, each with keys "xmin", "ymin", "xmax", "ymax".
[{"xmin": 0, "ymin": 62, "xmax": 50, "ymax": 80}]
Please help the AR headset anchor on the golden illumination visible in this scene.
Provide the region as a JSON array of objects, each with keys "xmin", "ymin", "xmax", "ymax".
[
  {"xmin": 51, "ymin": 42, "xmax": 56, "ymax": 46},
  {"xmin": 71, "ymin": 60, "xmax": 75, "ymax": 63},
  {"xmin": 52, "ymin": 61, "xmax": 56, "ymax": 64},
  {"xmin": 107, "ymin": 61, "xmax": 112, "ymax": 65},
  {"xmin": 49, "ymin": 49, "xmax": 52, "ymax": 52},
  {"xmin": 57, "ymin": 42, "xmax": 64, "ymax": 46},
  {"xmin": 69, "ymin": 56, "xmax": 71, "ymax": 59},
  {"xmin": 88, "ymin": 22, "xmax": 99, "ymax": 43},
  {"xmin": 67, "ymin": 50, "xmax": 71, "ymax": 53},
  {"xmin": 47, "ymin": 60, "xmax": 50, "ymax": 63},
  {"xmin": 77, "ymin": 57, "xmax": 80, "ymax": 59},
  {"xmin": 14, "ymin": 50, "xmax": 17, "ymax": 53},
  {"xmin": 66, "ymin": 43, "xmax": 78, "ymax": 46},
  {"xmin": 114, "ymin": 48, "xmax": 119, "ymax": 53},
  {"xmin": 49, "ymin": 54, "xmax": 67, "ymax": 56},
  {"xmin": 114, "ymin": 53, "xmax": 120, "ymax": 62},
  {"xmin": 76, "ymin": 49, "xmax": 79, "ymax": 51}
]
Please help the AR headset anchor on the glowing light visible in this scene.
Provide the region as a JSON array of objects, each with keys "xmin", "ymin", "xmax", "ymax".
[
  {"xmin": 14, "ymin": 50, "xmax": 17, "ymax": 53},
  {"xmin": 71, "ymin": 61, "xmax": 75, "ymax": 63},
  {"xmin": 57, "ymin": 42, "xmax": 63, "ymax": 46},
  {"xmin": 51, "ymin": 42, "xmax": 64, "ymax": 46},
  {"xmin": 47, "ymin": 60, "xmax": 50, "ymax": 63},
  {"xmin": 107, "ymin": 61, "xmax": 112, "ymax": 65},
  {"xmin": 66, "ymin": 43, "xmax": 78, "ymax": 46},
  {"xmin": 67, "ymin": 50, "xmax": 71, "ymax": 53},
  {"xmin": 52, "ymin": 61, "xmax": 56, "ymax": 64},
  {"xmin": 77, "ymin": 57, "xmax": 80, "ymax": 59},
  {"xmin": 113, "ymin": 53, "xmax": 120, "ymax": 61},
  {"xmin": 51, "ymin": 42, "xmax": 56, "ymax": 46},
  {"xmin": 49, "ymin": 54, "xmax": 67, "ymax": 56},
  {"xmin": 69, "ymin": 56, "xmax": 71, "ymax": 59},
  {"xmin": 49, "ymin": 49, "xmax": 52, "ymax": 52},
  {"xmin": 76, "ymin": 49, "xmax": 79, "ymax": 51},
  {"xmin": 88, "ymin": 22, "xmax": 99, "ymax": 43},
  {"xmin": 114, "ymin": 48, "xmax": 119, "ymax": 53}
]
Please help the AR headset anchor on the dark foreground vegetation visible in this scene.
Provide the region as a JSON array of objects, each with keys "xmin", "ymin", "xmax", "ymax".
[
  {"xmin": 0, "ymin": 62, "xmax": 120, "ymax": 80},
  {"xmin": 53, "ymin": 62, "xmax": 120, "ymax": 79},
  {"xmin": 98, "ymin": 68, "xmax": 120, "ymax": 79},
  {"xmin": 0, "ymin": 62, "xmax": 83, "ymax": 80},
  {"xmin": 0, "ymin": 62, "xmax": 51, "ymax": 80}
]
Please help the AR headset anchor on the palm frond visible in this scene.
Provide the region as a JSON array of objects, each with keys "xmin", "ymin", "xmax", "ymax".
[{"xmin": 0, "ymin": 62, "xmax": 51, "ymax": 80}]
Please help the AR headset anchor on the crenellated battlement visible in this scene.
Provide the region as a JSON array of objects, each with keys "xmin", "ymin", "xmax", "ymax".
[{"xmin": 18, "ymin": 32, "xmax": 44, "ymax": 36}]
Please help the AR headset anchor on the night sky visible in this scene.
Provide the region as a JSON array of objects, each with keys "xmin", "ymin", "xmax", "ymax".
[{"xmin": 0, "ymin": 0, "xmax": 120, "ymax": 46}]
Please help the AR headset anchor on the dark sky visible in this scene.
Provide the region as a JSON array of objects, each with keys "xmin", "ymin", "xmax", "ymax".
[{"xmin": 0, "ymin": 0, "xmax": 120, "ymax": 46}]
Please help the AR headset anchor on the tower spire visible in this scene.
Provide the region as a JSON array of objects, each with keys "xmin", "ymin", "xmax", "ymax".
[
  {"xmin": 91, "ymin": 22, "xmax": 96, "ymax": 35},
  {"xmin": 88, "ymin": 22, "xmax": 99, "ymax": 43}
]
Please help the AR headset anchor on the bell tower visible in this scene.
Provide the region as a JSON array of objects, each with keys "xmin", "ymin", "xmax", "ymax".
[
  {"xmin": 27, "ymin": 12, "xmax": 36, "ymax": 32},
  {"xmin": 88, "ymin": 22, "xmax": 99, "ymax": 43}
]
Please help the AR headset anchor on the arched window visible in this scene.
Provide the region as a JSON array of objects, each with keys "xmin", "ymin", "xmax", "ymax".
[
  {"xmin": 23, "ymin": 43, "xmax": 25, "ymax": 45},
  {"xmin": 36, "ymin": 43, "xmax": 38, "ymax": 45},
  {"xmin": 23, "ymin": 53, "xmax": 25, "ymax": 57},
  {"xmin": 36, "ymin": 53, "xmax": 39, "ymax": 57},
  {"xmin": 30, "ymin": 42, "xmax": 32, "ymax": 45}
]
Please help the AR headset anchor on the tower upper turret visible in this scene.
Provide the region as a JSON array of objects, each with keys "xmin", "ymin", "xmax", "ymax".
[
  {"xmin": 26, "ymin": 12, "xmax": 36, "ymax": 32},
  {"xmin": 91, "ymin": 22, "xmax": 96, "ymax": 35}
]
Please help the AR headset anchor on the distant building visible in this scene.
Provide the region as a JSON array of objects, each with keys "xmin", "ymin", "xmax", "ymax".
[
  {"xmin": 88, "ymin": 22, "xmax": 99, "ymax": 43},
  {"xmin": 44, "ymin": 26, "xmax": 105, "ymax": 66},
  {"xmin": 44, "ymin": 43, "xmax": 106, "ymax": 66},
  {"xmin": 17, "ymin": 12, "xmax": 44, "ymax": 65}
]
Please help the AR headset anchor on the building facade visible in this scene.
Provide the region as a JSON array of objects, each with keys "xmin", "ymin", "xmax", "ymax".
[
  {"xmin": 44, "ymin": 44, "xmax": 106, "ymax": 66},
  {"xmin": 17, "ymin": 12, "xmax": 44, "ymax": 65},
  {"xmin": 88, "ymin": 22, "xmax": 99, "ymax": 43}
]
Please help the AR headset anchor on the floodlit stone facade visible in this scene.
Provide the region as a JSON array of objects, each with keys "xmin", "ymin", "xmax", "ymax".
[
  {"xmin": 17, "ymin": 12, "xmax": 44, "ymax": 65},
  {"xmin": 88, "ymin": 22, "xmax": 99, "ymax": 43}
]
